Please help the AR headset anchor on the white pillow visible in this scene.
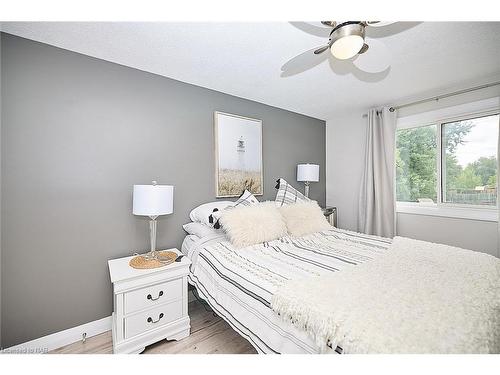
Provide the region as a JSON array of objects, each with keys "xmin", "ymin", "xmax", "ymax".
[
  {"xmin": 189, "ymin": 201, "xmax": 233, "ymax": 226},
  {"xmin": 279, "ymin": 201, "xmax": 331, "ymax": 237},
  {"xmin": 211, "ymin": 190, "xmax": 259, "ymax": 229},
  {"xmin": 183, "ymin": 222, "xmax": 218, "ymax": 238},
  {"xmin": 219, "ymin": 201, "xmax": 287, "ymax": 248}
]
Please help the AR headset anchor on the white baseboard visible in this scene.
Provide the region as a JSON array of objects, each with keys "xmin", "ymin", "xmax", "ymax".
[{"xmin": 3, "ymin": 316, "xmax": 112, "ymax": 354}]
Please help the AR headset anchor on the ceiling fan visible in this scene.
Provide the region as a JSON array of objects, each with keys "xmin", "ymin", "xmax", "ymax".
[
  {"xmin": 282, "ymin": 22, "xmax": 421, "ymax": 78},
  {"xmin": 313, "ymin": 21, "xmax": 396, "ymax": 60}
]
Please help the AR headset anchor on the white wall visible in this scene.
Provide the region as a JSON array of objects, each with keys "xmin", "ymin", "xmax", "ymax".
[
  {"xmin": 326, "ymin": 110, "xmax": 367, "ymax": 231},
  {"xmin": 326, "ymin": 78, "xmax": 500, "ymax": 257},
  {"xmin": 397, "ymin": 213, "xmax": 498, "ymax": 256}
]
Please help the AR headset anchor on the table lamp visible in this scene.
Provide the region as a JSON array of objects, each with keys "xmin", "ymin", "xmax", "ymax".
[
  {"xmin": 133, "ymin": 181, "xmax": 174, "ymax": 260},
  {"xmin": 297, "ymin": 164, "xmax": 319, "ymax": 198}
]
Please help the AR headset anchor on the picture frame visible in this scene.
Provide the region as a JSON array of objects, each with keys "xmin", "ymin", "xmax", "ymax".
[{"xmin": 214, "ymin": 111, "xmax": 263, "ymax": 197}]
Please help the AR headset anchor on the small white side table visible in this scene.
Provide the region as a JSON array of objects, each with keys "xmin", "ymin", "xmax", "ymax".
[{"xmin": 108, "ymin": 249, "xmax": 191, "ymax": 354}]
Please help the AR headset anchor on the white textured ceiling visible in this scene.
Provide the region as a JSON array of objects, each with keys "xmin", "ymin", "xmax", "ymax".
[{"xmin": 2, "ymin": 22, "xmax": 500, "ymax": 120}]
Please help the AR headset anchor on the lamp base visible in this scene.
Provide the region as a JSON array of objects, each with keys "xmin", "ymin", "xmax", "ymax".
[
  {"xmin": 304, "ymin": 181, "xmax": 310, "ymax": 198},
  {"xmin": 144, "ymin": 250, "xmax": 159, "ymax": 261},
  {"xmin": 147, "ymin": 216, "xmax": 158, "ymax": 260}
]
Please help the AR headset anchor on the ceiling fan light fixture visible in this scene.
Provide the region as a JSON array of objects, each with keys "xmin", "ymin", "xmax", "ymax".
[
  {"xmin": 329, "ymin": 23, "xmax": 365, "ymax": 60},
  {"xmin": 330, "ymin": 35, "xmax": 364, "ymax": 59}
]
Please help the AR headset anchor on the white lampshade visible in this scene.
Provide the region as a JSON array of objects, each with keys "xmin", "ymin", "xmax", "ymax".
[
  {"xmin": 297, "ymin": 164, "xmax": 320, "ymax": 182},
  {"xmin": 133, "ymin": 184, "xmax": 174, "ymax": 217}
]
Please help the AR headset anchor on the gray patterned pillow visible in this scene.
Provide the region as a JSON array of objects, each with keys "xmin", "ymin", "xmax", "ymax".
[
  {"xmin": 274, "ymin": 178, "xmax": 310, "ymax": 207},
  {"xmin": 209, "ymin": 190, "xmax": 259, "ymax": 229},
  {"xmin": 233, "ymin": 189, "xmax": 260, "ymax": 207}
]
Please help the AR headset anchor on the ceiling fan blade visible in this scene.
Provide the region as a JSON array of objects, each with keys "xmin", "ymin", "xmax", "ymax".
[
  {"xmin": 365, "ymin": 21, "xmax": 397, "ymax": 28},
  {"xmin": 321, "ymin": 21, "xmax": 337, "ymax": 27},
  {"xmin": 352, "ymin": 38, "xmax": 391, "ymax": 74},
  {"xmin": 365, "ymin": 21, "xmax": 421, "ymax": 39},
  {"xmin": 281, "ymin": 47, "xmax": 329, "ymax": 77},
  {"xmin": 358, "ymin": 43, "xmax": 369, "ymax": 54},
  {"xmin": 289, "ymin": 22, "xmax": 332, "ymax": 37},
  {"xmin": 314, "ymin": 45, "xmax": 330, "ymax": 55}
]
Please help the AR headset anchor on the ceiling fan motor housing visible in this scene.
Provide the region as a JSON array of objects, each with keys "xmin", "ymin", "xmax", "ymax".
[
  {"xmin": 329, "ymin": 22, "xmax": 365, "ymax": 42},
  {"xmin": 329, "ymin": 22, "xmax": 366, "ymax": 59}
]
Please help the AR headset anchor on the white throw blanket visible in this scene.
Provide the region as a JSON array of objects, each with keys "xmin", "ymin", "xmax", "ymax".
[{"xmin": 271, "ymin": 236, "xmax": 500, "ymax": 353}]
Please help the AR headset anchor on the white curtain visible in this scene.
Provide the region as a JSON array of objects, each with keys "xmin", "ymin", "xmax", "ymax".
[
  {"xmin": 497, "ymin": 111, "xmax": 500, "ymax": 258},
  {"xmin": 358, "ymin": 107, "xmax": 397, "ymax": 238}
]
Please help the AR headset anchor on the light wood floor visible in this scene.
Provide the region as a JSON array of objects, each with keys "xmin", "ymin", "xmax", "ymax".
[{"xmin": 50, "ymin": 300, "xmax": 257, "ymax": 354}]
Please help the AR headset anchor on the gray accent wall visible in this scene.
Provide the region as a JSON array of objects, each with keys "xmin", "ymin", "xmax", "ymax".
[
  {"xmin": 0, "ymin": 32, "xmax": 3, "ymax": 347},
  {"xmin": 0, "ymin": 33, "xmax": 326, "ymax": 347}
]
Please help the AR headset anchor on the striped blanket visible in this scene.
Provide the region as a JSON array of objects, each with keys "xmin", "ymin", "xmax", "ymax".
[{"xmin": 185, "ymin": 227, "xmax": 390, "ymax": 353}]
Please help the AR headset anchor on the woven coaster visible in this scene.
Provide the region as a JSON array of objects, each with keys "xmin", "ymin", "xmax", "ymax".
[{"xmin": 129, "ymin": 250, "xmax": 178, "ymax": 269}]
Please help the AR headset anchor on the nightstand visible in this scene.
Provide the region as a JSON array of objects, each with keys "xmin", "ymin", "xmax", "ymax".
[
  {"xmin": 108, "ymin": 249, "xmax": 191, "ymax": 354},
  {"xmin": 322, "ymin": 206, "xmax": 337, "ymax": 227}
]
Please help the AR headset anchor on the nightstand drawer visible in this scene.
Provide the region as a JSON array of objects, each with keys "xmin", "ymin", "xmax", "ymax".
[
  {"xmin": 124, "ymin": 278, "xmax": 183, "ymax": 315},
  {"xmin": 124, "ymin": 300, "xmax": 183, "ymax": 339}
]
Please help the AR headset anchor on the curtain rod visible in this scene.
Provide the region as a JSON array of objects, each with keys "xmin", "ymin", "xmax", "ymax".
[{"xmin": 388, "ymin": 80, "xmax": 500, "ymax": 112}]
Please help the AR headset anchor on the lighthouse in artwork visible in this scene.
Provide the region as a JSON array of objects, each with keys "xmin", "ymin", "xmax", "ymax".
[{"xmin": 236, "ymin": 135, "xmax": 246, "ymax": 171}]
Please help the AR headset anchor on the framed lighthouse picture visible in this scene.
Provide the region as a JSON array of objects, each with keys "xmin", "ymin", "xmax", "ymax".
[{"xmin": 214, "ymin": 111, "xmax": 263, "ymax": 197}]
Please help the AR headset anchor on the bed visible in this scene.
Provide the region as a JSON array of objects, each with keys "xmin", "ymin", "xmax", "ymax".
[
  {"xmin": 181, "ymin": 228, "xmax": 392, "ymax": 353},
  {"xmin": 182, "ymin": 183, "xmax": 500, "ymax": 354}
]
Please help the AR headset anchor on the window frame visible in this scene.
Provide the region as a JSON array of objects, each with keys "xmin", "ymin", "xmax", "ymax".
[{"xmin": 395, "ymin": 98, "xmax": 500, "ymax": 222}]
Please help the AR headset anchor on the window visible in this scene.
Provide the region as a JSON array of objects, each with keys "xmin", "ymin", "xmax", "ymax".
[
  {"xmin": 442, "ymin": 115, "xmax": 499, "ymax": 206},
  {"xmin": 396, "ymin": 107, "xmax": 499, "ymax": 219},
  {"xmin": 396, "ymin": 125, "xmax": 437, "ymax": 203}
]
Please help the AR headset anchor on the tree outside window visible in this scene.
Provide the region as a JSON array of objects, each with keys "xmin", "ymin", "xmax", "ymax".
[{"xmin": 396, "ymin": 114, "xmax": 498, "ymax": 206}]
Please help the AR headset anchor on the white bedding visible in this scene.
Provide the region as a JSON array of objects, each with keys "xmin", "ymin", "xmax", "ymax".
[
  {"xmin": 182, "ymin": 228, "xmax": 390, "ymax": 353},
  {"xmin": 181, "ymin": 234, "xmax": 200, "ymax": 256},
  {"xmin": 272, "ymin": 236, "xmax": 500, "ymax": 353}
]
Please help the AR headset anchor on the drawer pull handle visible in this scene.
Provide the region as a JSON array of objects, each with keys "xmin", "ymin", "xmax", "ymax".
[
  {"xmin": 147, "ymin": 313, "xmax": 164, "ymax": 324},
  {"xmin": 147, "ymin": 291, "xmax": 164, "ymax": 301}
]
